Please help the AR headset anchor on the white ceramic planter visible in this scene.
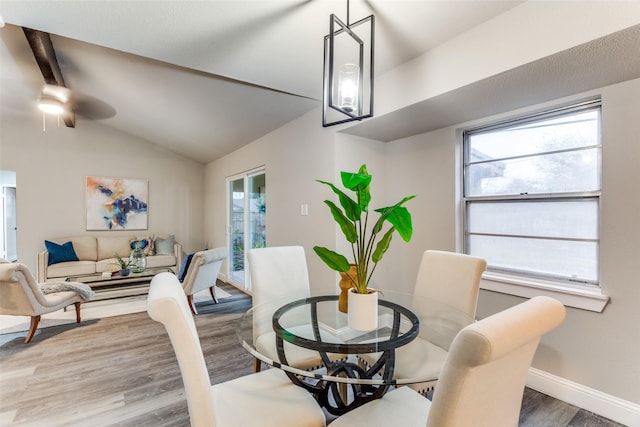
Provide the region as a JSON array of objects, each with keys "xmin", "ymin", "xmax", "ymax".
[{"xmin": 347, "ymin": 289, "xmax": 378, "ymax": 331}]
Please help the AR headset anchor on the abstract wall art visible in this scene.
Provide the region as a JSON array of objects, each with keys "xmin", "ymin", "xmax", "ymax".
[{"xmin": 86, "ymin": 176, "xmax": 148, "ymax": 230}]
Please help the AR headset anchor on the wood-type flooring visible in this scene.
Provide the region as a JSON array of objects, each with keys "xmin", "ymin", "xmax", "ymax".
[{"xmin": 0, "ymin": 282, "xmax": 626, "ymax": 426}]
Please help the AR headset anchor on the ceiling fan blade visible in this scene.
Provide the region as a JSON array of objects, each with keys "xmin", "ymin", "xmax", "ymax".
[
  {"xmin": 71, "ymin": 93, "xmax": 116, "ymax": 120},
  {"xmin": 23, "ymin": 27, "xmax": 75, "ymax": 128}
]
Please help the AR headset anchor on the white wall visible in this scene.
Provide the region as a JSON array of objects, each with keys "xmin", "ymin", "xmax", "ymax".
[
  {"xmin": 384, "ymin": 79, "xmax": 640, "ymax": 405},
  {"xmin": 205, "ymin": 109, "xmax": 338, "ymax": 292},
  {"xmin": 204, "ymin": 80, "xmax": 640, "ymax": 417},
  {"xmin": 375, "ymin": 1, "xmax": 640, "ymax": 117},
  {"xmin": 0, "ymin": 116, "xmax": 205, "ymax": 272}
]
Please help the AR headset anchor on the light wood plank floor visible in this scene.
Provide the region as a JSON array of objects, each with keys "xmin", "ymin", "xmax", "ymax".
[{"xmin": 0, "ymin": 283, "xmax": 626, "ymax": 426}]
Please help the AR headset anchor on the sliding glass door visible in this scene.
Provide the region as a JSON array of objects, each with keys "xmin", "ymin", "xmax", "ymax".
[{"xmin": 227, "ymin": 168, "xmax": 266, "ymax": 291}]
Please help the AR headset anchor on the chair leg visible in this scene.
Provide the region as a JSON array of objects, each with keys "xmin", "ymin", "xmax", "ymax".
[
  {"xmin": 209, "ymin": 286, "xmax": 218, "ymax": 304},
  {"xmin": 187, "ymin": 295, "xmax": 197, "ymax": 315},
  {"xmin": 254, "ymin": 357, "xmax": 262, "ymax": 372},
  {"xmin": 74, "ymin": 302, "xmax": 82, "ymax": 323},
  {"xmin": 25, "ymin": 315, "xmax": 41, "ymax": 344}
]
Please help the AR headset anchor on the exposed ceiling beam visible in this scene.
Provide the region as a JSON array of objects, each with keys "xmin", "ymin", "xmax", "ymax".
[{"xmin": 23, "ymin": 27, "xmax": 75, "ymax": 128}]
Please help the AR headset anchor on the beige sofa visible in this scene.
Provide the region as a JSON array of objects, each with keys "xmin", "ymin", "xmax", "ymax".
[{"xmin": 37, "ymin": 234, "xmax": 183, "ymax": 282}]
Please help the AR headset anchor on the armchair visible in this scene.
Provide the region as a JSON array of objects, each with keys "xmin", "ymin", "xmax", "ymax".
[
  {"xmin": 180, "ymin": 247, "xmax": 228, "ymax": 315},
  {"xmin": 0, "ymin": 260, "xmax": 94, "ymax": 343}
]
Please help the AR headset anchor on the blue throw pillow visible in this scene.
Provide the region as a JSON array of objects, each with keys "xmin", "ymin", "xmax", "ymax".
[
  {"xmin": 45, "ymin": 240, "xmax": 79, "ymax": 266},
  {"xmin": 178, "ymin": 253, "xmax": 195, "ymax": 283}
]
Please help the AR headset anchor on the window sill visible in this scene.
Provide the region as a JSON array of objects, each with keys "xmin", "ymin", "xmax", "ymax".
[{"xmin": 480, "ymin": 272, "xmax": 610, "ymax": 312}]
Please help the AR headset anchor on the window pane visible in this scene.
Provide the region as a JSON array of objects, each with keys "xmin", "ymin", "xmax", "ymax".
[
  {"xmin": 463, "ymin": 103, "xmax": 600, "ymax": 285},
  {"xmin": 466, "ymin": 148, "xmax": 600, "ymax": 196},
  {"xmin": 468, "ymin": 235, "xmax": 597, "ymax": 282},
  {"xmin": 467, "ymin": 200, "xmax": 598, "ymax": 239},
  {"xmin": 467, "ymin": 110, "xmax": 599, "ymax": 162}
]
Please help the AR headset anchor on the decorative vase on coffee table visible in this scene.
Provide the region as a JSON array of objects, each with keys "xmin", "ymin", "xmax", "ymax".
[
  {"xmin": 347, "ymin": 289, "xmax": 378, "ymax": 331},
  {"xmin": 129, "ymin": 246, "xmax": 147, "ymax": 273}
]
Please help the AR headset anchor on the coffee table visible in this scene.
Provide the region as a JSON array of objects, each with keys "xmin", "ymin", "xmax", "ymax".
[{"xmin": 67, "ymin": 267, "xmax": 173, "ymax": 300}]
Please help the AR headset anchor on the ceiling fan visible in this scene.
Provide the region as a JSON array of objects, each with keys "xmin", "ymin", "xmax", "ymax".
[
  {"xmin": 23, "ymin": 27, "xmax": 115, "ymax": 128},
  {"xmin": 23, "ymin": 27, "xmax": 76, "ymax": 127}
]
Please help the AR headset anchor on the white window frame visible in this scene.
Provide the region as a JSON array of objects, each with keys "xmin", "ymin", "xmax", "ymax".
[{"xmin": 461, "ymin": 99, "xmax": 609, "ymax": 312}]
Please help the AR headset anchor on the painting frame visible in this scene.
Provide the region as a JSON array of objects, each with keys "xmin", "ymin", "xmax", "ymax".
[{"xmin": 85, "ymin": 176, "xmax": 149, "ymax": 231}]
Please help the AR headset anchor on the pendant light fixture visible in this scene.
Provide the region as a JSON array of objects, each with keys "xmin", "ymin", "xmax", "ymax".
[{"xmin": 322, "ymin": 0, "xmax": 374, "ymax": 127}]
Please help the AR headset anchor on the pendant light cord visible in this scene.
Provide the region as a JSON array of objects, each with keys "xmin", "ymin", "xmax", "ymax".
[{"xmin": 346, "ymin": 0, "xmax": 350, "ymax": 25}]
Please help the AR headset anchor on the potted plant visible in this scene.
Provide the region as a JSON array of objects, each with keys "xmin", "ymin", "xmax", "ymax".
[
  {"xmin": 113, "ymin": 252, "xmax": 133, "ymax": 276},
  {"xmin": 313, "ymin": 164, "xmax": 415, "ymax": 329}
]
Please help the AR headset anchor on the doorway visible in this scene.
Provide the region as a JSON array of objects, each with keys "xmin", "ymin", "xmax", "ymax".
[
  {"xmin": 227, "ymin": 168, "xmax": 266, "ymax": 291},
  {"xmin": 1, "ymin": 171, "xmax": 17, "ymax": 262}
]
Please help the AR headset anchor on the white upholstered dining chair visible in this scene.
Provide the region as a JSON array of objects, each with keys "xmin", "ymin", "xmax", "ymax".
[
  {"xmin": 0, "ymin": 260, "xmax": 94, "ymax": 343},
  {"xmin": 360, "ymin": 250, "xmax": 486, "ymax": 393},
  {"xmin": 180, "ymin": 247, "xmax": 228, "ymax": 315},
  {"xmin": 248, "ymin": 246, "xmax": 336, "ymax": 372},
  {"xmin": 331, "ymin": 296, "xmax": 566, "ymax": 427},
  {"xmin": 146, "ymin": 272, "xmax": 326, "ymax": 427}
]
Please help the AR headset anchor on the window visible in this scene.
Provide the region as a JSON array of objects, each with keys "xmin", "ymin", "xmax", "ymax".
[{"xmin": 463, "ymin": 100, "xmax": 601, "ymax": 286}]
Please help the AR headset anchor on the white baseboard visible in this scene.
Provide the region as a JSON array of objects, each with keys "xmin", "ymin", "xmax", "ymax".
[{"xmin": 527, "ymin": 367, "xmax": 640, "ymax": 426}]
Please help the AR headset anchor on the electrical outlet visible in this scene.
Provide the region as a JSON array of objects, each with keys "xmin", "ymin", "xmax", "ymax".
[{"xmin": 300, "ymin": 203, "xmax": 309, "ymax": 216}]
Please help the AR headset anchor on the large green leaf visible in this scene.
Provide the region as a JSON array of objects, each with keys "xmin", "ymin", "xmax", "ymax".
[
  {"xmin": 372, "ymin": 227, "xmax": 394, "ymax": 263},
  {"xmin": 313, "ymin": 246, "xmax": 350, "ymax": 272},
  {"xmin": 341, "ymin": 170, "xmax": 371, "ymax": 191},
  {"xmin": 324, "ymin": 200, "xmax": 357, "ymax": 243},
  {"xmin": 374, "ymin": 196, "xmax": 416, "ymax": 241},
  {"xmin": 317, "ymin": 180, "xmax": 361, "ymax": 221},
  {"xmin": 385, "ymin": 206, "xmax": 413, "ymax": 241},
  {"xmin": 355, "ymin": 164, "xmax": 371, "ymax": 211},
  {"xmin": 341, "ymin": 165, "xmax": 372, "ymax": 212}
]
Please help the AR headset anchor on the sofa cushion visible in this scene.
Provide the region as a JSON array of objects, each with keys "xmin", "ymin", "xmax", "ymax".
[
  {"xmin": 97, "ymin": 236, "xmax": 132, "ymax": 260},
  {"xmin": 45, "ymin": 241, "xmax": 79, "ymax": 266},
  {"xmin": 69, "ymin": 236, "xmax": 98, "ymax": 261},
  {"xmin": 94, "ymin": 258, "xmax": 116, "ymax": 273},
  {"xmin": 155, "ymin": 235, "xmax": 175, "ymax": 255},
  {"xmin": 46, "ymin": 260, "xmax": 96, "ymax": 279},
  {"xmin": 145, "ymin": 254, "xmax": 177, "ymax": 269}
]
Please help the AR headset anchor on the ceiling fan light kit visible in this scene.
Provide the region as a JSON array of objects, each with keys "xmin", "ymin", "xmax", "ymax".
[
  {"xmin": 322, "ymin": 0, "xmax": 374, "ymax": 127},
  {"xmin": 38, "ymin": 94, "xmax": 66, "ymax": 115}
]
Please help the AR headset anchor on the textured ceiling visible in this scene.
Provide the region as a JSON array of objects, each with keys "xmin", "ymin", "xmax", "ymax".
[
  {"xmin": 0, "ymin": 0, "xmax": 525, "ymax": 163},
  {"xmin": 344, "ymin": 24, "xmax": 640, "ymax": 141}
]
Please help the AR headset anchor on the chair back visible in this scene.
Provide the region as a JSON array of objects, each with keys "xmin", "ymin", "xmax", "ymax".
[
  {"xmin": 182, "ymin": 247, "xmax": 228, "ymax": 295},
  {"xmin": 427, "ymin": 296, "xmax": 566, "ymax": 427},
  {"xmin": 248, "ymin": 246, "xmax": 311, "ymax": 339},
  {"xmin": 414, "ymin": 250, "xmax": 486, "ymax": 317},
  {"xmin": 147, "ymin": 272, "xmax": 216, "ymax": 427},
  {"xmin": 0, "ymin": 262, "xmax": 48, "ymax": 316}
]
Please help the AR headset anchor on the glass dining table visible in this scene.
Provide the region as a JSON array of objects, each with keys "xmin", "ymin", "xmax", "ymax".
[{"xmin": 236, "ymin": 289, "xmax": 473, "ymax": 415}]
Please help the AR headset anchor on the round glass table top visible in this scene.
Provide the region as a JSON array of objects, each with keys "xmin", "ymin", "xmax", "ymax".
[{"xmin": 236, "ymin": 289, "xmax": 474, "ymax": 386}]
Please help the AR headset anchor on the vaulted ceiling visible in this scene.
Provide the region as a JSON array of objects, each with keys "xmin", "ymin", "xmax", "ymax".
[
  {"xmin": 1, "ymin": 2, "xmax": 639, "ymax": 166},
  {"xmin": 0, "ymin": 0, "xmax": 526, "ymax": 163}
]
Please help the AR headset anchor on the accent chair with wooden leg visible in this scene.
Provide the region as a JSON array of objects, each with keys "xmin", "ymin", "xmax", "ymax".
[
  {"xmin": 147, "ymin": 272, "xmax": 326, "ymax": 427},
  {"xmin": 331, "ymin": 296, "xmax": 566, "ymax": 427},
  {"xmin": 179, "ymin": 247, "xmax": 228, "ymax": 315},
  {"xmin": 0, "ymin": 260, "xmax": 94, "ymax": 343}
]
